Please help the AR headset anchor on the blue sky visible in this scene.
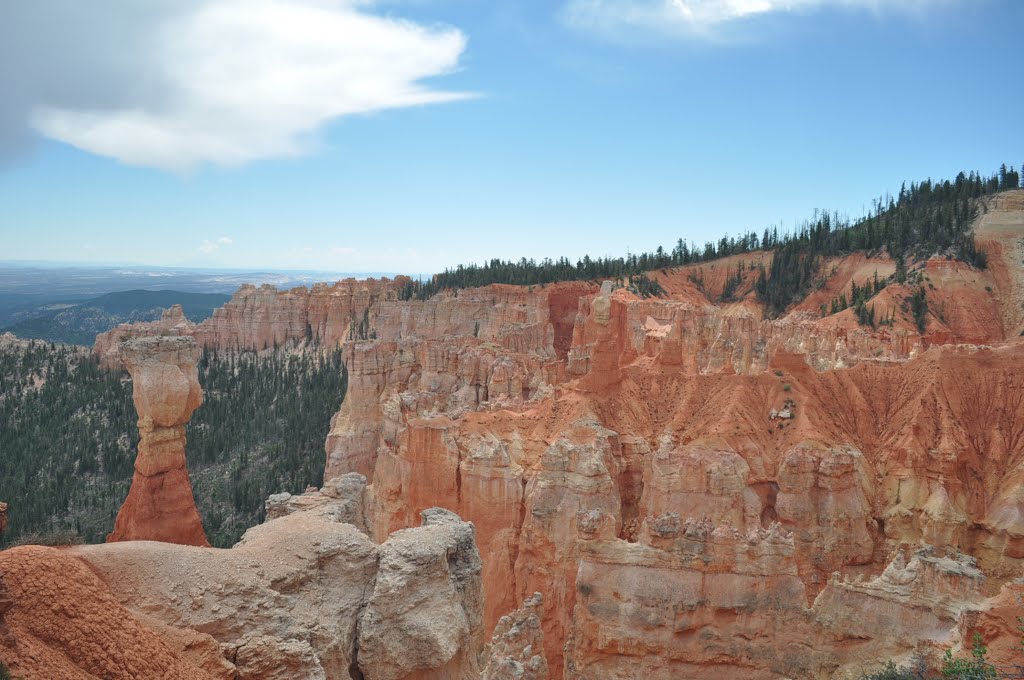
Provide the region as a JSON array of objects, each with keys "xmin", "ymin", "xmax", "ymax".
[{"xmin": 0, "ymin": 0, "xmax": 1021, "ymax": 274}]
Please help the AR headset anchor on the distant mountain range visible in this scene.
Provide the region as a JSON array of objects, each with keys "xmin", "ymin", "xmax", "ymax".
[
  {"xmin": 2, "ymin": 289, "xmax": 231, "ymax": 345},
  {"xmin": 0, "ymin": 262, "xmax": 404, "ymax": 326},
  {"xmin": 0, "ymin": 262, "xmax": 407, "ymax": 344}
]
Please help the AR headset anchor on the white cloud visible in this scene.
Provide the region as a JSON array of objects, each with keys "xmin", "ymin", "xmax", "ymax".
[
  {"xmin": 3, "ymin": 0, "xmax": 470, "ymax": 171},
  {"xmin": 561, "ymin": 0, "xmax": 958, "ymax": 40},
  {"xmin": 198, "ymin": 236, "xmax": 234, "ymax": 254}
]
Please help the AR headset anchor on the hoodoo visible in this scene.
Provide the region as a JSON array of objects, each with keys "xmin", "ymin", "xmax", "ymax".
[{"xmin": 107, "ymin": 335, "xmax": 209, "ymax": 546}]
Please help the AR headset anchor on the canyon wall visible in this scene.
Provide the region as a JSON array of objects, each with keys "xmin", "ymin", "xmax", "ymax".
[
  {"xmin": 318, "ymin": 192, "xmax": 1024, "ymax": 678},
  {"xmin": 79, "ymin": 190, "xmax": 1024, "ymax": 677},
  {"xmin": 94, "ymin": 279, "xmax": 592, "ymax": 369}
]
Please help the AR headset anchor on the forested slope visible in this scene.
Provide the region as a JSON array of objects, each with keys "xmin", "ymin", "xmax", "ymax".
[
  {"xmin": 400, "ymin": 166, "xmax": 1022, "ymax": 314},
  {"xmin": 0, "ymin": 338, "xmax": 345, "ymax": 547}
]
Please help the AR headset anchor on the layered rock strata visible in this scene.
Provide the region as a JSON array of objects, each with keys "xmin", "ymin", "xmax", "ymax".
[
  {"xmin": 95, "ymin": 280, "xmax": 593, "ymax": 368},
  {"xmin": 84, "ymin": 190, "xmax": 1024, "ymax": 677},
  {"xmin": 317, "ymin": 197, "xmax": 1024, "ymax": 678},
  {"xmin": 107, "ymin": 335, "xmax": 209, "ymax": 546}
]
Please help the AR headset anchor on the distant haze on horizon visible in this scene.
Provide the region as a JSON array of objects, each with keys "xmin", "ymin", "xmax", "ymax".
[
  {"xmin": 1, "ymin": 0, "xmax": 1021, "ymax": 274},
  {"xmin": 0, "ymin": 260, "xmax": 414, "ymax": 279}
]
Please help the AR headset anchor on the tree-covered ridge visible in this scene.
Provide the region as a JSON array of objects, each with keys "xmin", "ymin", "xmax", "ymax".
[
  {"xmin": 399, "ymin": 166, "xmax": 1021, "ymax": 309},
  {"xmin": 0, "ymin": 341, "xmax": 136, "ymax": 545},
  {"xmin": 753, "ymin": 168, "xmax": 1015, "ymax": 316},
  {"xmin": 188, "ymin": 347, "xmax": 346, "ymax": 545},
  {"xmin": 0, "ymin": 341, "xmax": 346, "ymax": 548}
]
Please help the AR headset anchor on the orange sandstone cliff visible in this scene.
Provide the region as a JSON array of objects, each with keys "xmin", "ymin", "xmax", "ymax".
[
  {"xmin": 320, "ymin": 190, "xmax": 1024, "ymax": 678},
  {"xmin": 69, "ymin": 189, "xmax": 1024, "ymax": 678},
  {"xmin": 93, "ymin": 277, "xmax": 414, "ymax": 369}
]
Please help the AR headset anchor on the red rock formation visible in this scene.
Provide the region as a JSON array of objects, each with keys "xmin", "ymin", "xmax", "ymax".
[
  {"xmin": 315, "ymin": 194, "xmax": 1024, "ymax": 678},
  {"xmin": 0, "ymin": 546, "xmax": 214, "ymax": 679},
  {"xmin": 568, "ymin": 517, "xmax": 820, "ymax": 678},
  {"xmin": 0, "ymin": 505, "xmax": 8, "ymax": 652},
  {"xmin": 482, "ymin": 593, "xmax": 548, "ymax": 680},
  {"xmin": 0, "ymin": 575, "xmax": 13, "ymax": 651},
  {"xmin": 963, "ymin": 580, "xmax": 1024, "ymax": 671},
  {"xmin": 107, "ymin": 335, "xmax": 209, "ymax": 546},
  {"xmin": 85, "ymin": 189, "xmax": 1024, "ymax": 678},
  {"xmin": 94, "ymin": 277, "xmax": 415, "ymax": 367}
]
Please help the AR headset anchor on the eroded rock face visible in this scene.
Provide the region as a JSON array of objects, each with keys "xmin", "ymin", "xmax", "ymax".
[
  {"xmin": 358, "ymin": 508, "xmax": 484, "ymax": 680},
  {"xmin": 265, "ymin": 472, "xmax": 371, "ymax": 534},
  {"xmin": 83, "ymin": 513, "xmax": 375, "ymax": 678},
  {"xmin": 93, "ymin": 305, "xmax": 196, "ymax": 370},
  {"xmin": 482, "ymin": 593, "xmax": 548, "ymax": 680},
  {"xmin": 775, "ymin": 442, "xmax": 878, "ymax": 582},
  {"xmin": 107, "ymin": 335, "xmax": 208, "ymax": 546},
  {"xmin": 0, "ymin": 504, "xmax": 9, "ymax": 651},
  {"xmin": 963, "ymin": 579, "xmax": 1024, "ymax": 669},
  {"xmin": 568, "ymin": 517, "xmax": 820, "ymax": 679},
  {"xmin": 71, "ymin": 481, "xmax": 484, "ymax": 680},
  {"xmin": 84, "ymin": 193, "xmax": 1024, "ymax": 678},
  {"xmin": 814, "ymin": 546, "xmax": 986, "ymax": 646},
  {"xmin": 0, "ymin": 545, "xmax": 215, "ymax": 680},
  {"xmin": 310, "ymin": 207, "xmax": 1024, "ymax": 677},
  {"xmin": 0, "ymin": 573, "xmax": 14, "ymax": 650}
]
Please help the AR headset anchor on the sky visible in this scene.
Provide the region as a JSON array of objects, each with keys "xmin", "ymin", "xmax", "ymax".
[{"xmin": 0, "ymin": 0, "xmax": 1021, "ymax": 275}]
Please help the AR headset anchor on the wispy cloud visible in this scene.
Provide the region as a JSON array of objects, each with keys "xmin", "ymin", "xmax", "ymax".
[
  {"xmin": 561, "ymin": 0, "xmax": 959, "ymax": 41},
  {"xmin": 198, "ymin": 236, "xmax": 234, "ymax": 255},
  {"xmin": 2, "ymin": 0, "xmax": 471, "ymax": 171}
]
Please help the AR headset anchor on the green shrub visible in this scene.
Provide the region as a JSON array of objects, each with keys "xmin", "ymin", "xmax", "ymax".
[
  {"xmin": 910, "ymin": 287, "xmax": 929, "ymax": 333},
  {"xmin": 0, "ymin": 661, "xmax": 12, "ymax": 680},
  {"xmin": 941, "ymin": 633, "xmax": 997, "ymax": 679},
  {"xmin": 866, "ymin": 632, "xmax": 1007, "ymax": 680},
  {"xmin": 860, "ymin": 658, "xmax": 927, "ymax": 679}
]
